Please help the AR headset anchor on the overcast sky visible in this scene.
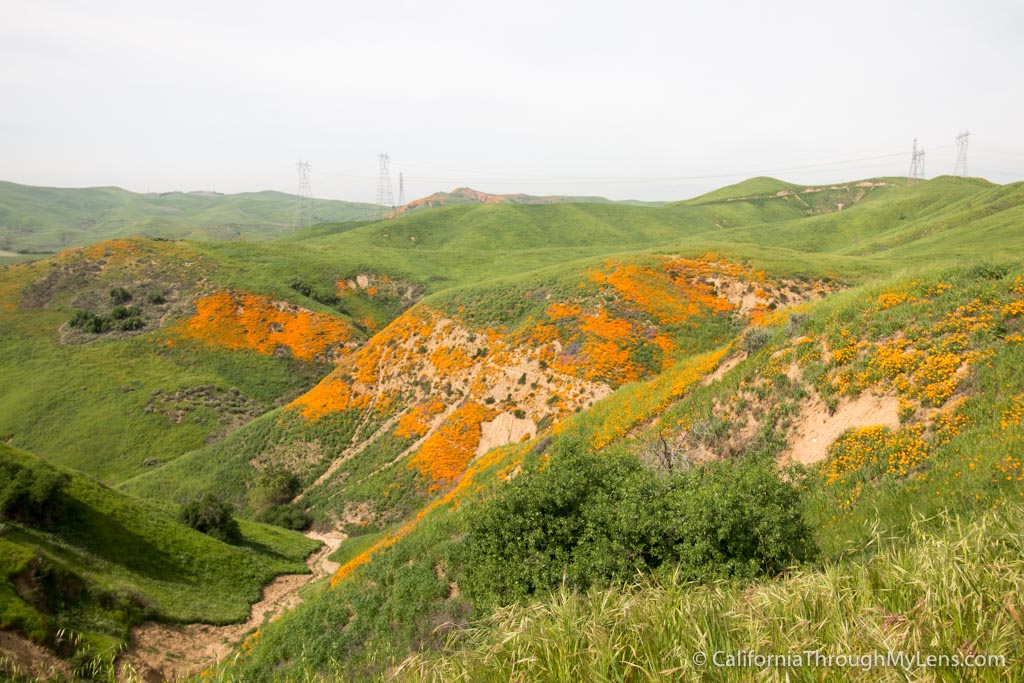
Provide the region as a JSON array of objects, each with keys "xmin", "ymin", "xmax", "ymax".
[{"xmin": 2, "ymin": 0, "xmax": 1022, "ymax": 203}]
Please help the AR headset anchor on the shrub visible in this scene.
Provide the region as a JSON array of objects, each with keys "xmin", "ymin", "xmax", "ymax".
[
  {"xmin": 289, "ymin": 278, "xmax": 339, "ymax": 306},
  {"xmin": 110, "ymin": 305, "xmax": 142, "ymax": 320},
  {"xmin": 248, "ymin": 468, "xmax": 311, "ymax": 530},
  {"xmin": 255, "ymin": 504, "xmax": 312, "ymax": 531},
  {"xmin": 963, "ymin": 262, "xmax": 1011, "ymax": 281},
  {"xmin": 461, "ymin": 438, "xmax": 814, "ymax": 609},
  {"xmin": 109, "ymin": 287, "xmax": 132, "ymax": 305},
  {"xmin": 178, "ymin": 493, "xmax": 241, "ymax": 544},
  {"xmin": 741, "ymin": 326, "xmax": 772, "ymax": 354},
  {"xmin": 146, "ymin": 292, "xmax": 167, "ymax": 305},
  {"xmin": 787, "ymin": 312, "xmax": 809, "ymax": 334},
  {"xmin": 68, "ymin": 310, "xmax": 110, "ymax": 333},
  {"xmin": 248, "ymin": 467, "xmax": 300, "ymax": 510},
  {"xmin": 0, "ymin": 456, "xmax": 69, "ymax": 525},
  {"xmin": 117, "ymin": 316, "xmax": 144, "ymax": 331}
]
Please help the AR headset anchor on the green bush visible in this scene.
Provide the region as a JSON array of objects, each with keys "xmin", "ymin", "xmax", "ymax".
[
  {"xmin": 248, "ymin": 467, "xmax": 300, "ymax": 510},
  {"xmin": 248, "ymin": 468, "xmax": 310, "ymax": 530},
  {"xmin": 110, "ymin": 305, "xmax": 142, "ymax": 320},
  {"xmin": 461, "ymin": 438, "xmax": 814, "ymax": 609},
  {"xmin": 117, "ymin": 316, "xmax": 144, "ymax": 331},
  {"xmin": 109, "ymin": 287, "xmax": 132, "ymax": 305},
  {"xmin": 255, "ymin": 504, "xmax": 312, "ymax": 531},
  {"xmin": 68, "ymin": 310, "xmax": 110, "ymax": 333},
  {"xmin": 0, "ymin": 456, "xmax": 69, "ymax": 525},
  {"xmin": 178, "ymin": 493, "xmax": 241, "ymax": 544},
  {"xmin": 289, "ymin": 278, "xmax": 339, "ymax": 306}
]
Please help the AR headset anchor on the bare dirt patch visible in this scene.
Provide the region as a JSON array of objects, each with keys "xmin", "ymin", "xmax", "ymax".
[
  {"xmin": 476, "ymin": 412, "xmax": 536, "ymax": 456},
  {"xmin": 0, "ymin": 630, "xmax": 72, "ymax": 682},
  {"xmin": 782, "ymin": 391, "xmax": 901, "ymax": 466}
]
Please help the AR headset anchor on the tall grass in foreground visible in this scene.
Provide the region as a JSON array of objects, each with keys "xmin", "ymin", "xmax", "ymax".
[{"xmin": 393, "ymin": 506, "xmax": 1024, "ymax": 682}]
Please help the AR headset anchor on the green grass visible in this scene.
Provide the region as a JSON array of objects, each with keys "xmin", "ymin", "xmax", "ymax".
[
  {"xmin": 327, "ymin": 530, "xmax": 386, "ymax": 566},
  {"xmin": 0, "ymin": 442, "xmax": 318, "ymax": 668},
  {"xmin": 395, "ymin": 505, "xmax": 1024, "ymax": 682},
  {"xmin": 0, "ymin": 237, "xmax": 374, "ymax": 484},
  {"xmin": 0, "ymin": 181, "xmax": 380, "ymax": 252},
  {"xmin": 0, "ymin": 314, "xmax": 329, "ymax": 482}
]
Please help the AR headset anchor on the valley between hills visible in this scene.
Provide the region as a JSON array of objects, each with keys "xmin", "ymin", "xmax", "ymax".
[{"xmin": 2, "ymin": 175, "xmax": 1024, "ymax": 681}]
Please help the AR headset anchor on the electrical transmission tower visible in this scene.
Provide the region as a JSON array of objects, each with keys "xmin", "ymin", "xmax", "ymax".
[
  {"xmin": 375, "ymin": 153, "xmax": 394, "ymax": 218},
  {"xmin": 907, "ymin": 139, "xmax": 925, "ymax": 185},
  {"xmin": 398, "ymin": 172, "xmax": 405, "ymax": 206},
  {"xmin": 294, "ymin": 160, "xmax": 316, "ymax": 230},
  {"xmin": 954, "ymin": 130, "xmax": 970, "ymax": 176}
]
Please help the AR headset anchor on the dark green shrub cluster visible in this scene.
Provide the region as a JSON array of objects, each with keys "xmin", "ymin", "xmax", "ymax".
[
  {"xmin": 68, "ymin": 310, "xmax": 111, "ymax": 333},
  {"xmin": 178, "ymin": 493, "xmax": 241, "ymax": 543},
  {"xmin": 290, "ymin": 278, "xmax": 340, "ymax": 306},
  {"xmin": 255, "ymin": 504, "xmax": 311, "ymax": 530},
  {"xmin": 68, "ymin": 289, "xmax": 148, "ymax": 334},
  {"xmin": 109, "ymin": 287, "xmax": 132, "ymax": 305},
  {"xmin": 248, "ymin": 467, "xmax": 311, "ymax": 531},
  {"xmin": 0, "ymin": 454, "xmax": 69, "ymax": 525},
  {"xmin": 962, "ymin": 261, "xmax": 1011, "ymax": 281},
  {"xmin": 461, "ymin": 438, "xmax": 815, "ymax": 609},
  {"xmin": 69, "ymin": 308, "xmax": 145, "ymax": 333},
  {"xmin": 110, "ymin": 305, "xmax": 144, "ymax": 330}
]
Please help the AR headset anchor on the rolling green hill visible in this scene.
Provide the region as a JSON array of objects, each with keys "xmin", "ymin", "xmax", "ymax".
[
  {"xmin": 0, "ymin": 181, "xmax": 379, "ymax": 257},
  {"xmin": 0, "ymin": 442, "xmax": 317, "ymax": 673}
]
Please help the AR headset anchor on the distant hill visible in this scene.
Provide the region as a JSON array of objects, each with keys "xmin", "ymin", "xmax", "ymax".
[
  {"xmin": 673, "ymin": 175, "xmax": 908, "ymax": 211},
  {"xmin": 394, "ymin": 186, "xmax": 663, "ymax": 216},
  {"xmin": 0, "ymin": 181, "xmax": 379, "ymax": 255}
]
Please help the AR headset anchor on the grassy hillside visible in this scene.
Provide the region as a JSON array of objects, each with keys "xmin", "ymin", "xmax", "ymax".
[
  {"xmin": 3, "ymin": 174, "xmax": 1024, "ymax": 680},
  {"xmin": 0, "ymin": 442, "xmax": 317, "ymax": 674},
  {"xmin": 400, "ymin": 505, "xmax": 1024, "ymax": 682},
  {"xmin": 122, "ymin": 253, "xmax": 825, "ymax": 532},
  {"xmin": 0, "ymin": 181, "xmax": 379, "ymax": 256},
  {"xmin": 210, "ymin": 258, "xmax": 1024, "ymax": 681},
  {"xmin": 0, "ymin": 238, "xmax": 396, "ymax": 483}
]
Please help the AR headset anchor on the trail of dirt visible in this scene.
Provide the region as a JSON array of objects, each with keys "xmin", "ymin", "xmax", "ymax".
[
  {"xmin": 297, "ymin": 412, "xmax": 405, "ymax": 501},
  {"xmin": 119, "ymin": 531, "xmax": 345, "ymax": 682},
  {"xmin": 0, "ymin": 630, "xmax": 72, "ymax": 681},
  {"xmin": 701, "ymin": 351, "xmax": 744, "ymax": 386}
]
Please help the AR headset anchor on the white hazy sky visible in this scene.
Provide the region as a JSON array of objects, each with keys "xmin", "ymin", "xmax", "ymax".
[{"xmin": 2, "ymin": 0, "xmax": 1022, "ymax": 203}]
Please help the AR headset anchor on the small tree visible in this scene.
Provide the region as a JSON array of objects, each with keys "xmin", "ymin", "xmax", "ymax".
[
  {"xmin": 248, "ymin": 468, "xmax": 311, "ymax": 531},
  {"xmin": 248, "ymin": 467, "xmax": 300, "ymax": 509},
  {"xmin": 0, "ymin": 457, "xmax": 69, "ymax": 525},
  {"xmin": 178, "ymin": 493, "xmax": 241, "ymax": 544}
]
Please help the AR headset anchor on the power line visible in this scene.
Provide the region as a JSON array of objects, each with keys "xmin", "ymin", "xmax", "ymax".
[
  {"xmin": 375, "ymin": 153, "xmax": 394, "ymax": 219},
  {"xmin": 954, "ymin": 130, "xmax": 970, "ymax": 176},
  {"xmin": 908, "ymin": 139, "xmax": 925, "ymax": 185},
  {"xmin": 294, "ymin": 160, "xmax": 315, "ymax": 230}
]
